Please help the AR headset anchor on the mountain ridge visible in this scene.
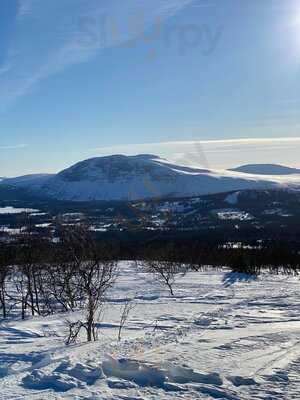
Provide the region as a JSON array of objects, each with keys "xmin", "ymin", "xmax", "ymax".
[
  {"xmin": 230, "ymin": 164, "xmax": 300, "ymax": 175},
  {"xmin": 1, "ymin": 155, "xmax": 300, "ymax": 201}
]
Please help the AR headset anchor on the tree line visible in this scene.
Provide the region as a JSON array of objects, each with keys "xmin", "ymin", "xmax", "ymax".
[{"xmin": 0, "ymin": 222, "xmax": 299, "ymax": 342}]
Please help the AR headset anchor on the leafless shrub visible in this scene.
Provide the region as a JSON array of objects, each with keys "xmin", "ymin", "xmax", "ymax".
[
  {"xmin": 118, "ymin": 298, "xmax": 136, "ymax": 341},
  {"xmin": 65, "ymin": 319, "xmax": 84, "ymax": 345}
]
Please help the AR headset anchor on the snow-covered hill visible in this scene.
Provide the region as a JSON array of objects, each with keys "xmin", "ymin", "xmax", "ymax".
[
  {"xmin": 230, "ymin": 164, "xmax": 300, "ymax": 175},
  {"xmin": 1, "ymin": 155, "xmax": 300, "ymax": 201}
]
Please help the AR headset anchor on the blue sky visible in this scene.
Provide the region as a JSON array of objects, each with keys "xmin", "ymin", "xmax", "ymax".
[{"xmin": 1, "ymin": 0, "xmax": 300, "ymax": 176}]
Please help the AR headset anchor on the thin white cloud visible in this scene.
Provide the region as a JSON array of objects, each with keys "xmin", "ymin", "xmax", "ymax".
[
  {"xmin": 0, "ymin": 144, "xmax": 27, "ymax": 150},
  {"xmin": 0, "ymin": 0, "xmax": 194, "ymax": 109},
  {"xmin": 91, "ymin": 136, "xmax": 300, "ymax": 152},
  {"xmin": 89, "ymin": 137, "xmax": 300, "ymax": 169}
]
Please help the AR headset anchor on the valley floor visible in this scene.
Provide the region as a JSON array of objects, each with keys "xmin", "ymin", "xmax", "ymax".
[{"xmin": 0, "ymin": 263, "xmax": 300, "ymax": 399}]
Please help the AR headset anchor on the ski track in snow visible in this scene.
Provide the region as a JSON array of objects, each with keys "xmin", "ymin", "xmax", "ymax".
[{"xmin": 0, "ymin": 263, "xmax": 300, "ymax": 399}]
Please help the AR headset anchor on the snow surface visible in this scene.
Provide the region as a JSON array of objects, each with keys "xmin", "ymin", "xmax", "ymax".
[
  {"xmin": 0, "ymin": 206, "xmax": 39, "ymax": 214},
  {"xmin": 214, "ymin": 209, "xmax": 254, "ymax": 221},
  {"xmin": 225, "ymin": 192, "xmax": 240, "ymax": 205},
  {"xmin": 0, "ymin": 226, "xmax": 26, "ymax": 235},
  {"xmin": 1, "ymin": 155, "xmax": 300, "ymax": 201},
  {"xmin": 1, "ymin": 262, "xmax": 300, "ymax": 399}
]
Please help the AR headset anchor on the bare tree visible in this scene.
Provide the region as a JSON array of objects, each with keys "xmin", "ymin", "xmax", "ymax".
[
  {"xmin": 0, "ymin": 251, "xmax": 10, "ymax": 318},
  {"xmin": 79, "ymin": 259, "xmax": 117, "ymax": 342},
  {"xmin": 57, "ymin": 223, "xmax": 118, "ymax": 342},
  {"xmin": 141, "ymin": 258, "xmax": 182, "ymax": 296},
  {"xmin": 14, "ymin": 217, "xmax": 46, "ymax": 317},
  {"xmin": 118, "ymin": 298, "xmax": 135, "ymax": 341}
]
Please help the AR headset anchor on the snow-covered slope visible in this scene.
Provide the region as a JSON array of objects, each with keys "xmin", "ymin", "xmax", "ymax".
[
  {"xmin": 1, "ymin": 262, "xmax": 300, "ymax": 399},
  {"xmin": 1, "ymin": 155, "xmax": 300, "ymax": 201},
  {"xmin": 2, "ymin": 174, "xmax": 54, "ymax": 187},
  {"xmin": 230, "ymin": 164, "xmax": 300, "ymax": 175}
]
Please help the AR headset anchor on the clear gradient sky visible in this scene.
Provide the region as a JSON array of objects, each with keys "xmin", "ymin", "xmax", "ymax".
[{"xmin": 1, "ymin": 0, "xmax": 300, "ymax": 177}]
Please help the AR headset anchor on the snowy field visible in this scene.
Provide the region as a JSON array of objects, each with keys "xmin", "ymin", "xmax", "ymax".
[
  {"xmin": 0, "ymin": 263, "xmax": 300, "ymax": 399},
  {"xmin": 0, "ymin": 207, "xmax": 39, "ymax": 215}
]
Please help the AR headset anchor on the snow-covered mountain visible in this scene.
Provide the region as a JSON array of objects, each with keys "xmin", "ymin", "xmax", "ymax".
[
  {"xmin": 1, "ymin": 155, "xmax": 300, "ymax": 201},
  {"xmin": 230, "ymin": 164, "xmax": 300, "ymax": 175}
]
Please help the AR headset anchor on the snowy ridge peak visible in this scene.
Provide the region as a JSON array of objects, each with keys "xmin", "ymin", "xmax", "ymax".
[{"xmin": 57, "ymin": 154, "xmax": 178, "ymax": 183}]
